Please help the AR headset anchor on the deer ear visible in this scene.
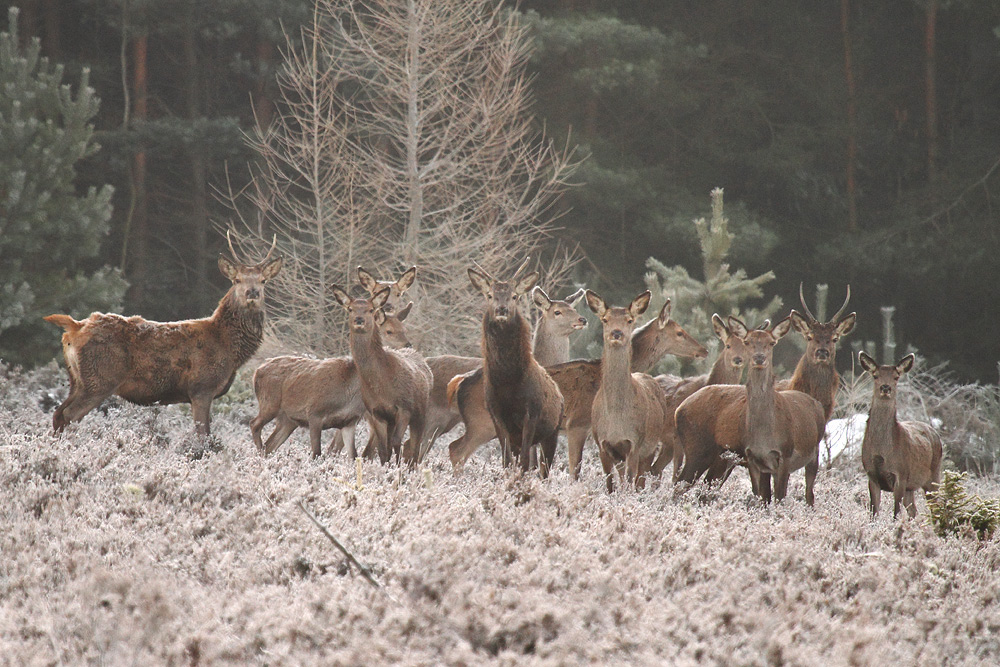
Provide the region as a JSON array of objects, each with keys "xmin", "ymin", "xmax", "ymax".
[
  {"xmin": 788, "ymin": 310, "xmax": 811, "ymax": 336},
  {"xmin": 836, "ymin": 312, "xmax": 857, "ymax": 336},
  {"xmin": 357, "ymin": 267, "xmax": 377, "ymax": 293},
  {"xmin": 395, "ymin": 301, "xmax": 413, "ymax": 321},
  {"xmin": 374, "ymin": 309, "xmax": 387, "ymax": 326},
  {"xmin": 727, "ymin": 315, "xmax": 749, "ymax": 339},
  {"xmin": 859, "ymin": 351, "xmax": 877, "ymax": 374},
  {"xmin": 564, "ymin": 288, "xmax": 586, "ymax": 306},
  {"xmin": 531, "ymin": 286, "xmax": 552, "ymax": 310},
  {"xmin": 330, "ymin": 284, "xmax": 352, "ymax": 309},
  {"xmin": 585, "ymin": 290, "xmax": 606, "ymax": 317},
  {"xmin": 711, "ymin": 314, "xmax": 730, "ymax": 341},
  {"xmin": 896, "ymin": 353, "xmax": 915, "ymax": 374},
  {"xmin": 630, "ymin": 291, "xmax": 651, "ymax": 317},
  {"xmin": 218, "ymin": 255, "xmax": 238, "ymax": 282},
  {"xmin": 771, "ymin": 317, "xmax": 793, "ymax": 340},
  {"xmin": 371, "ymin": 287, "xmax": 390, "ymax": 310},
  {"xmin": 516, "ymin": 271, "xmax": 539, "ymax": 296},
  {"xmin": 656, "ymin": 298, "xmax": 672, "ymax": 328},
  {"xmin": 468, "ymin": 267, "xmax": 491, "ymax": 295},
  {"xmin": 260, "ymin": 256, "xmax": 283, "ymax": 282},
  {"xmin": 396, "ymin": 266, "xmax": 417, "ymax": 292}
]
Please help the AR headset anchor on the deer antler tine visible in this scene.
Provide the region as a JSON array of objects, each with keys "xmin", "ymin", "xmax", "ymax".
[
  {"xmin": 831, "ymin": 284, "xmax": 851, "ymax": 322},
  {"xmin": 511, "ymin": 256, "xmax": 531, "ymax": 281},
  {"xmin": 226, "ymin": 229, "xmax": 239, "ymax": 261},
  {"xmin": 471, "ymin": 260, "xmax": 494, "ymax": 281},
  {"xmin": 798, "ymin": 282, "xmax": 818, "ymax": 322},
  {"xmin": 261, "ymin": 234, "xmax": 277, "ymax": 264}
]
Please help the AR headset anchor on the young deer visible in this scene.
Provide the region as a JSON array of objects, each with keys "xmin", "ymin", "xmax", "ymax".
[
  {"xmin": 44, "ymin": 233, "xmax": 282, "ymax": 435},
  {"xmin": 587, "ymin": 290, "xmax": 671, "ymax": 492},
  {"xmin": 249, "ymin": 303, "xmax": 413, "ymax": 459},
  {"xmin": 331, "ymin": 285, "xmax": 432, "ymax": 465},
  {"xmin": 467, "ymin": 260, "xmax": 564, "ymax": 475},
  {"xmin": 651, "ymin": 313, "xmax": 749, "ymax": 480},
  {"xmin": 675, "ymin": 317, "xmax": 825, "ymax": 505},
  {"xmin": 777, "ymin": 284, "xmax": 856, "ymax": 422},
  {"xmin": 441, "ymin": 286, "xmax": 589, "ymax": 467},
  {"xmin": 859, "ymin": 352, "xmax": 943, "ymax": 518}
]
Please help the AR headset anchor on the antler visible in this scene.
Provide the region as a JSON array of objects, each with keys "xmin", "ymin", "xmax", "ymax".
[
  {"xmin": 226, "ymin": 230, "xmax": 277, "ymax": 266},
  {"xmin": 258, "ymin": 234, "xmax": 278, "ymax": 266},
  {"xmin": 831, "ymin": 284, "xmax": 851, "ymax": 323},
  {"xmin": 511, "ymin": 256, "xmax": 531, "ymax": 281},
  {"xmin": 226, "ymin": 230, "xmax": 239, "ymax": 262},
  {"xmin": 471, "ymin": 260, "xmax": 494, "ymax": 281},
  {"xmin": 798, "ymin": 282, "xmax": 818, "ymax": 323}
]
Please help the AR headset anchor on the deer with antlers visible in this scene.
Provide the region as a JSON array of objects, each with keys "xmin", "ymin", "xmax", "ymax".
[
  {"xmin": 675, "ymin": 317, "xmax": 826, "ymax": 505},
  {"xmin": 44, "ymin": 233, "xmax": 282, "ymax": 435},
  {"xmin": 467, "ymin": 259, "xmax": 564, "ymax": 475},
  {"xmin": 859, "ymin": 352, "xmax": 943, "ymax": 518}
]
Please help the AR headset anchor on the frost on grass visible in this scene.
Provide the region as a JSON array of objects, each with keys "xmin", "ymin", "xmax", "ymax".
[{"xmin": 2, "ymin": 365, "xmax": 1000, "ymax": 665}]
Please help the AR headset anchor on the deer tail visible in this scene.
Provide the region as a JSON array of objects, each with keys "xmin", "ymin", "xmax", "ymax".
[
  {"xmin": 43, "ymin": 314, "xmax": 84, "ymax": 333},
  {"xmin": 446, "ymin": 373, "xmax": 468, "ymax": 408}
]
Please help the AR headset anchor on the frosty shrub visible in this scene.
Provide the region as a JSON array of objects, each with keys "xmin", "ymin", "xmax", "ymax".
[{"xmin": 928, "ymin": 470, "xmax": 1000, "ymax": 541}]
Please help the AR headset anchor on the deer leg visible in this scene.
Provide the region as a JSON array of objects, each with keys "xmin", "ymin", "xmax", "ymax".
[
  {"xmin": 263, "ymin": 415, "xmax": 298, "ymax": 456},
  {"xmin": 307, "ymin": 419, "xmax": 323, "ymax": 458},
  {"xmin": 539, "ymin": 431, "xmax": 558, "ymax": 479},
  {"xmin": 520, "ymin": 412, "xmax": 538, "ymax": 474},
  {"xmin": 339, "ymin": 421, "xmax": 358, "ymax": 460},
  {"xmin": 448, "ymin": 412, "xmax": 498, "ymax": 472},
  {"xmin": 868, "ymin": 478, "xmax": 882, "ymax": 518},
  {"xmin": 753, "ymin": 465, "xmax": 772, "ymax": 504},
  {"xmin": 402, "ymin": 411, "xmax": 424, "ymax": 466},
  {"xmin": 904, "ymin": 489, "xmax": 917, "ymax": 519},
  {"xmin": 892, "ymin": 484, "xmax": 906, "ymax": 519},
  {"xmin": 773, "ymin": 466, "xmax": 790, "ymax": 503},
  {"xmin": 804, "ymin": 457, "xmax": 818, "ymax": 507},
  {"xmin": 566, "ymin": 425, "xmax": 588, "ymax": 480},
  {"xmin": 191, "ymin": 395, "xmax": 213, "ymax": 436},
  {"xmin": 624, "ymin": 442, "xmax": 639, "ymax": 489},
  {"xmin": 329, "ymin": 428, "xmax": 346, "ymax": 455},
  {"xmin": 649, "ymin": 436, "xmax": 673, "ymax": 479},
  {"xmin": 52, "ymin": 379, "xmax": 120, "ymax": 432},
  {"xmin": 597, "ymin": 442, "xmax": 615, "ymax": 494},
  {"xmin": 250, "ymin": 404, "xmax": 278, "ymax": 453}
]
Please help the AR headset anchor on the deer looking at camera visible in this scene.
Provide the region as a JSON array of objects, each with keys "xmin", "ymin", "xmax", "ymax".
[
  {"xmin": 675, "ymin": 317, "xmax": 825, "ymax": 505},
  {"xmin": 467, "ymin": 260, "xmax": 564, "ymax": 475},
  {"xmin": 587, "ymin": 290, "xmax": 672, "ymax": 492},
  {"xmin": 250, "ymin": 302, "xmax": 413, "ymax": 459},
  {"xmin": 44, "ymin": 233, "xmax": 282, "ymax": 435},
  {"xmin": 859, "ymin": 352, "xmax": 943, "ymax": 518},
  {"xmin": 331, "ymin": 283, "xmax": 432, "ymax": 465}
]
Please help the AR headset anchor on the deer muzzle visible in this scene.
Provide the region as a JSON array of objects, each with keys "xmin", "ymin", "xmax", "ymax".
[
  {"xmin": 573, "ymin": 317, "xmax": 588, "ymax": 330},
  {"xmin": 814, "ymin": 348, "xmax": 831, "ymax": 362},
  {"xmin": 494, "ymin": 306, "xmax": 509, "ymax": 319},
  {"xmin": 751, "ymin": 353, "xmax": 767, "ymax": 367},
  {"xmin": 609, "ymin": 329, "xmax": 625, "ymax": 343},
  {"xmin": 879, "ymin": 384, "xmax": 893, "ymax": 397}
]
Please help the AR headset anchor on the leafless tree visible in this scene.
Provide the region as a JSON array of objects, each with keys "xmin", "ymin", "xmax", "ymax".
[{"xmin": 224, "ymin": 0, "xmax": 577, "ymax": 356}]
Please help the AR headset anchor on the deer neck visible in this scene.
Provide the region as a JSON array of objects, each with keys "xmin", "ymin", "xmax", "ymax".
[
  {"xmin": 629, "ymin": 319, "xmax": 661, "ymax": 372},
  {"xmin": 350, "ymin": 324, "xmax": 391, "ymax": 378},
  {"xmin": 864, "ymin": 395, "xmax": 900, "ymax": 451},
  {"xmin": 532, "ymin": 318, "xmax": 569, "ymax": 367},
  {"xmin": 600, "ymin": 338, "xmax": 636, "ymax": 408},
  {"xmin": 707, "ymin": 354, "xmax": 740, "ymax": 385},
  {"xmin": 745, "ymin": 364, "xmax": 777, "ymax": 451},
  {"xmin": 482, "ymin": 311, "xmax": 532, "ymax": 381},
  {"xmin": 214, "ymin": 289, "xmax": 265, "ymax": 368},
  {"xmin": 791, "ymin": 356, "xmax": 837, "ymax": 399}
]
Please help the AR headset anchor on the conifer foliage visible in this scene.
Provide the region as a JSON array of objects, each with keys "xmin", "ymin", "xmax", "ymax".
[{"xmin": 0, "ymin": 7, "xmax": 125, "ymax": 366}]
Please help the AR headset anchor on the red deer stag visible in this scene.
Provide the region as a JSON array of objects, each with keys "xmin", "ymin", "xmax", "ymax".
[
  {"xmin": 675, "ymin": 317, "xmax": 825, "ymax": 505},
  {"xmin": 441, "ymin": 286, "xmax": 588, "ymax": 467},
  {"xmin": 467, "ymin": 260, "xmax": 564, "ymax": 475},
  {"xmin": 448, "ymin": 297, "xmax": 706, "ymax": 474},
  {"xmin": 858, "ymin": 352, "xmax": 943, "ymax": 518},
  {"xmin": 587, "ymin": 290, "xmax": 672, "ymax": 492},
  {"xmin": 250, "ymin": 303, "xmax": 413, "ymax": 459},
  {"xmin": 651, "ymin": 313, "xmax": 749, "ymax": 480},
  {"xmin": 330, "ymin": 284, "xmax": 431, "ymax": 465},
  {"xmin": 778, "ymin": 284, "xmax": 856, "ymax": 422},
  {"xmin": 44, "ymin": 233, "xmax": 282, "ymax": 435}
]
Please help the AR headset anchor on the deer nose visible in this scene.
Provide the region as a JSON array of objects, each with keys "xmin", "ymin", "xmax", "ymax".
[
  {"xmin": 576, "ymin": 317, "xmax": 588, "ymax": 328},
  {"xmin": 246, "ymin": 287, "xmax": 261, "ymax": 301},
  {"xmin": 354, "ymin": 317, "xmax": 365, "ymax": 326},
  {"xmin": 495, "ymin": 306, "xmax": 509, "ymax": 317},
  {"xmin": 815, "ymin": 348, "xmax": 830, "ymax": 361},
  {"xmin": 732, "ymin": 356, "xmax": 743, "ymax": 367},
  {"xmin": 879, "ymin": 384, "xmax": 892, "ymax": 396},
  {"xmin": 752, "ymin": 353, "xmax": 767, "ymax": 366},
  {"xmin": 610, "ymin": 329, "xmax": 624, "ymax": 341}
]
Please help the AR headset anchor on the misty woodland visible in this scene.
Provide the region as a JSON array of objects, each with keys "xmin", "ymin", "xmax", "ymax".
[{"xmin": 3, "ymin": 0, "xmax": 1000, "ymax": 665}]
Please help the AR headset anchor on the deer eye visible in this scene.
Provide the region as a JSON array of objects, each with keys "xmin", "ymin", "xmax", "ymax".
[
  {"xmin": 554, "ymin": 311, "xmax": 562, "ymax": 316},
  {"xmin": 676, "ymin": 332, "xmax": 684, "ymax": 337}
]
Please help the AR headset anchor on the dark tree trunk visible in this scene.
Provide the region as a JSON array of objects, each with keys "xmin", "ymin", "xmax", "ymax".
[
  {"xmin": 841, "ymin": 0, "xmax": 858, "ymax": 233},
  {"xmin": 924, "ymin": 0, "xmax": 939, "ymax": 183},
  {"xmin": 126, "ymin": 31, "xmax": 149, "ymax": 305}
]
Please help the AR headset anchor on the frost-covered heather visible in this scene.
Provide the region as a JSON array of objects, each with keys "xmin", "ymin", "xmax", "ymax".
[{"xmin": 2, "ymin": 363, "xmax": 1000, "ymax": 666}]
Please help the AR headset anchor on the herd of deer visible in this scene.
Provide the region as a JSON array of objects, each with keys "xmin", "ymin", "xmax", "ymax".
[{"xmin": 43, "ymin": 236, "xmax": 944, "ymax": 518}]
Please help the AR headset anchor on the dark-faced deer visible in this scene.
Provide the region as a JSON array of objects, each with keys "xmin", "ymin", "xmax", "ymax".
[
  {"xmin": 467, "ymin": 260, "xmax": 564, "ymax": 475},
  {"xmin": 44, "ymin": 233, "xmax": 282, "ymax": 435},
  {"xmin": 858, "ymin": 352, "xmax": 943, "ymax": 518},
  {"xmin": 249, "ymin": 303, "xmax": 413, "ymax": 459},
  {"xmin": 587, "ymin": 290, "xmax": 671, "ymax": 492},
  {"xmin": 331, "ymin": 284, "xmax": 431, "ymax": 465},
  {"xmin": 777, "ymin": 284, "xmax": 856, "ymax": 422},
  {"xmin": 441, "ymin": 286, "xmax": 589, "ymax": 468},
  {"xmin": 675, "ymin": 317, "xmax": 826, "ymax": 505},
  {"xmin": 651, "ymin": 313, "xmax": 749, "ymax": 480}
]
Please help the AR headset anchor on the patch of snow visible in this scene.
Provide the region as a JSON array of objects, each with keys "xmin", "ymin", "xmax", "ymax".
[{"xmin": 822, "ymin": 413, "xmax": 867, "ymax": 466}]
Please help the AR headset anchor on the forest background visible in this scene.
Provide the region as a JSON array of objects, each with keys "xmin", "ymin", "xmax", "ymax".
[{"xmin": 2, "ymin": 0, "xmax": 999, "ymax": 384}]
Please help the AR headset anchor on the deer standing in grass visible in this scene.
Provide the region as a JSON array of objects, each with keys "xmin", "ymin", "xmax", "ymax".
[
  {"xmin": 426, "ymin": 286, "xmax": 585, "ymax": 460},
  {"xmin": 447, "ymin": 297, "xmax": 705, "ymax": 473},
  {"xmin": 44, "ymin": 233, "xmax": 282, "ymax": 435},
  {"xmin": 331, "ymin": 284, "xmax": 431, "ymax": 465},
  {"xmin": 859, "ymin": 352, "xmax": 943, "ymax": 518},
  {"xmin": 587, "ymin": 290, "xmax": 672, "ymax": 492},
  {"xmin": 675, "ymin": 317, "xmax": 825, "ymax": 505},
  {"xmin": 467, "ymin": 260, "xmax": 564, "ymax": 475},
  {"xmin": 249, "ymin": 302, "xmax": 413, "ymax": 459}
]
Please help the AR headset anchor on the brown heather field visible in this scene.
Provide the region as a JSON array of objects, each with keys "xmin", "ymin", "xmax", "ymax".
[{"xmin": 2, "ymin": 362, "xmax": 999, "ymax": 666}]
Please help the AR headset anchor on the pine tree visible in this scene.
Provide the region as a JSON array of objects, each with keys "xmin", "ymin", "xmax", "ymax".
[
  {"xmin": 643, "ymin": 188, "xmax": 782, "ymax": 375},
  {"xmin": 0, "ymin": 7, "xmax": 126, "ymax": 366}
]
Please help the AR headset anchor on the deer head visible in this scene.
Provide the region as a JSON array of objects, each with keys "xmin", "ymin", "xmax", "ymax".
[
  {"xmin": 468, "ymin": 258, "xmax": 539, "ymax": 323},
  {"xmin": 218, "ymin": 232, "xmax": 283, "ymax": 311},
  {"xmin": 357, "ymin": 266, "xmax": 417, "ymax": 316},
  {"xmin": 789, "ymin": 284, "xmax": 856, "ymax": 366},
  {"xmin": 586, "ymin": 289, "xmax": 651, "ymax": 348},
  {"xmin": 381, "ymin": 302, "xmax": 413, "ymax": 349},
  {"xmin": 712, "ymin": 313, "xmax": 749, "ymax": 373},
  {"xmin": 531, "ymin": 286, "xmax": 588, "ymax": 333},
  {"xmin": 859, "ymin": 352, "xmax": 914, "ymax": 401},
  {"xmin": 729, "ymin": 315, "xmax": 792, "ymax": 370},
  {"xmin": 331, "ymin": 285, "xmax": 391, "ymax": 336}
]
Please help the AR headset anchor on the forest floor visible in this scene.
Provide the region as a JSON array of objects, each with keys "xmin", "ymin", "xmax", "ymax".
[{"xmin": 2, "ymin": 363, "xmax": 999, "ymax": 666}]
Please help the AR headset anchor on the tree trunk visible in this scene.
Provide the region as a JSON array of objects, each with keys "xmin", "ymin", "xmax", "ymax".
[
  {"xmin": 924, "ymin": 0, "xmax": 938, "ymax": 183},
  {"xmin": 841, "ymin": 0, "xmax": 858, "ymax": 233},
  {"xmin": 403, "ymin": 0, "xmax": 423, "ymax": 264},
  {"xmin": 254, "ymin": 38, "xmax": 275, "ymax": 127},
  {"xmin": 41, "ymin": 0, "xmax": 59, "ymax": 59},
  {"xmin": 125, "ymin": 32, "xmax": 149, "ymax": 306}
]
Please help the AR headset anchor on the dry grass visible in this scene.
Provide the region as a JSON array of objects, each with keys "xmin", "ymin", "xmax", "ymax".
[{"xmin": 3, "ymin": 363, "xmax": 1000, "ymax": 665}]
